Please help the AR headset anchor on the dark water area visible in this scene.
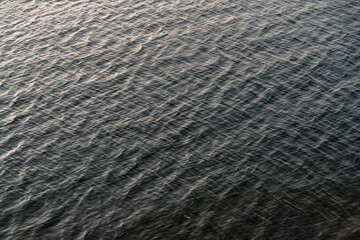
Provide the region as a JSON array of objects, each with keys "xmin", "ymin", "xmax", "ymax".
[{"xmin": 0, "ymin": 0, "xmax": 359, "ymax": 239}]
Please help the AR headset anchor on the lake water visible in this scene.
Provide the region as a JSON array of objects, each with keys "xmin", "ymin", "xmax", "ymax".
[{"xmin": 0, "ymin": 0, "xmax": 359, "ymax": 239}]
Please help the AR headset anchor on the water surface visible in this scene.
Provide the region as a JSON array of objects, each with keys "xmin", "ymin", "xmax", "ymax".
[{"xmin": 0, "ymin": 0, "xmax": 359, "ymax": 239}]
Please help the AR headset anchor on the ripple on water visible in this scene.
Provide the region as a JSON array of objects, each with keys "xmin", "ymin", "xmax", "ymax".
[{"xmin": 0, "ymin": 0, "xmax": 360, "ymax": 239}]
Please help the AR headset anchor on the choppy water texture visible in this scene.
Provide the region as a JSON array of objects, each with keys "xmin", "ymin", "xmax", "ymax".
[{"xmin": 1, "ymin": 0, "xmax": 359, "ymax": 239}]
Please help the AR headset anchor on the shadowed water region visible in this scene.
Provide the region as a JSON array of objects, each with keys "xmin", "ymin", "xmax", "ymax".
[{"xmin": 0, "ymin": 0, "xmax": 359, "ymax": 239}]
